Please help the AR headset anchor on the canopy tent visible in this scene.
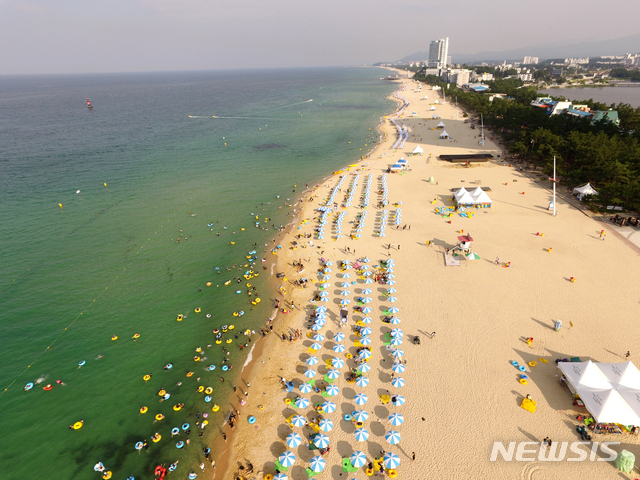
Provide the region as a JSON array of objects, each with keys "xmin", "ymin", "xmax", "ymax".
[
  {"xmin": 470, "ymin": 187, "xmax": 492, "ymax": 205},
  {"xmin": 431, "ymin": 114, "xmax": 440, "ymax": 119},
  {"xmin": 437, "ymin": 121, "xmax": 446, "ymax": 129},
  {"xmin": 423, "ymin": 95, "xmax": 429, "ymax": 99},
  {"xmin": 397, "ymin": 159, "xmax": 408, "ymax": 165},
  {"xmin": 412, "ymin": 145, "xmax": 423, "ymax": 154},
  {"xmin": 453, "ymin": 187, "xmax": 468, "ymax": 202},
  {"xmin": 389, "ymin": 164, "xmax": 403, "ymax": 171},
  {"xmin": 439, "ymin": 130, "xmax": 449, "ymax": 139},
  {"xmin": 433, "ymin": 100, "xmax": 440, "ymax": 104},
  {"xmin": 557, "ymin": 361, "xmax": 640, "ymax": 425},
  {"xmin": 429, "ymin": 106, "xmax": 436, "ymax": 111},
  {"xmin": 573, "ymin": 183, "xmax": 598, "ymax": 200},
  {"xmin": 453, "ymin": 188, "xmax": 475, "ymax": 206}
]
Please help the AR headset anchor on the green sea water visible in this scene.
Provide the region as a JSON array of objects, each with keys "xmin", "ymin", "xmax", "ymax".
[{"xmin": 0, "ymin": 67, "xmax": 395, "ymax": 479}]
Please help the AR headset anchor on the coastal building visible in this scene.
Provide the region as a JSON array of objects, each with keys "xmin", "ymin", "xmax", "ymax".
[
  {"xmin": 593, "ymin": 110, "xmax": 620, "ymax": 126},
  {"xmin": 532, "ymin": 98, "xmax": 620, "ymax": 126},
  {"xmin": 428, "ymin": 37, "xmax": 449, "ymax": 69},
  {"xmin": 448, "ymin": 69, "xmax": 470, "ymax": 86},
  {"xmin": 466, "ymin": 83, "xmax": 489, "ymax": 93},
  {"xmin": 523, "ymin": 56, "xmax": 539, "ymax": 64},
  {"xmin": 518, "ymin": 73, "xmax": 533, "ymax": 82}
]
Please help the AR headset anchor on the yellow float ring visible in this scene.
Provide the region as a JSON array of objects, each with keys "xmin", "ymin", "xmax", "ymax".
[
  {"xmin": 155, "ymin": 414, "xmax": 164, "ymax": 421},
  {"xmin": 529, "ymin": 361, "xmax": 537, "ymax": 367},
  {"xmin": 111, "ymin": 335, "xmax": 118, "ymax": 341},
  {"xmin": 158, "ymin": 389, "xmax": 166, "ymax": 396},
  {"xmin": 540, "ymin": 358, "xmax": 548, "ymax": 364},
  {"xmin": 264, "ymin": 474, "xmax": 273, "ymax": 480},
  {"xmin": 229, "ymin": 325, "xmax": 235, "ymax": 330},
  {"xmin": 346, "ymin": 353, "xmax": 353, "ymax": 359},
  {"xmin": 388, "ymin": 470, "xmax": 397, "ymax": 478},
  {"xmin": 195, "ymin": 308, "xmax": 201, "ymax": 313},
  {"xmin": 173, "ymin": 404, "xmax": 182, "ymax": 411},
  {"xmin": 194, "ymin": 356, "xmax": 201, "ymax": 361},
  {"xmin": 186, "ymin": 371, "xmax": 194, "ymax": 377},
  {"xmin": 366, "ymin": 468, "xmax": 374, "ymax": 476},
  {"xmin": 258, "ymin": 405, "xmax": 264, "ymax": 410},
  {"xmin": 285, "ymin": 398, "xmax": 292, "ymax": 404},
  {"xmin": 143, "ymin": 375, "xmax": 151, "ymax": 382},
  {"xmin": 212, "ymin": 404, "xmax": 220, "ymax": 412},
  {"xmin": 202, "ymin": 420, "xmax": 208, "ymax": 426},
  {"xmin": 140, "ymin": 406, "xmax": 148, "ymax": 414},
  {"xmin": 205, "ymin": 387, "xmax": 213, "ymax": 395},
  {"xmin": 197, "ymin": 386, "xmax": 205, "ymax": 393},
  {"xmin": 519, "ymin": 379, "xmax": 528, "ymax": 385},
  {"xmin": 222, "ymin": 328, "xmax": 228, "ymax": 333},
  {"xmin": 73, "ymin": 421, "xmax": 83, "ymax": 430},
  {"xmin": 152, "ymin": 434, "xmax": 161, "ymax": 443},
  {"xmin": 226, "ymin": 339, "xmax": 232, "ymax": 344},
  {"xmin": 233, "ymin": 312, "xmax": 239, "ymax": 317},
  {"xmin": 177, "ymin": 314, "xmax": 183, "ymax": 321},
  {"xmin": 103, "ymin": 472, "xmax": 112, "ymax": 480},
  {"xmin": 245, "ymin": 329, "xmax": 251, "ymax": 335},
  {"xmin": 206, "ymin": 282, "xmax": 212, "ymax": 287},
  {"xmin": 215, "ymin": 340, "xmax": 222, "ymax": 344},
  {"xmin": 133, "ymin": 333, "xmax": 140, "ymax": 339},
  {"xmin": 255, "ymin": 298, "xmax": 261, "ymax": 303}
]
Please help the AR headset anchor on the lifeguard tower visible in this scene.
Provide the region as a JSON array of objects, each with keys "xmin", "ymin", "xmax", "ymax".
[{"xmin": 455, "ymin": 234, "xmax": 473, "ymax": 254}]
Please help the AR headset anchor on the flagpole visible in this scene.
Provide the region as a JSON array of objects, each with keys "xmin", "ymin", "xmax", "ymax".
[{"xmin": 553, "ymin": 156, "xmax": 557, "ymax": 216}]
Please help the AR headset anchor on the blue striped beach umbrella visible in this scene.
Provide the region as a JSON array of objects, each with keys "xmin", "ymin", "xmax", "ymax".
[
  {"xmin": 299, "ymin": 382, "xmax": 313, "ymax": 394},
  {"xmin": 318, "ymin": 418, "xmax": 334, "ymax": 432},
  {"xmin": 333, "ymin": 332, "xmax": 345, "ymax": 342},
  {"xmin": 315, "ymin": 313, "xmax": 327, "ymax": 320},
  {"xmin": 326, "ymin": 369, "xmax": 340, "ymax": 380},
  {"xmin": 320, "ymin": 401, "xmax": 336, "ymax": 413},
  {"xmin": 364, "ymin": 278, "xmax": 373, "ymax": 284},
  {"xmin": 354, "ymin": 427, "xmax": 370, "ymax": 442},
  {"xmin": 360, "ymin": 327, "xmax": 372, "ymax": 336},
  {"xmin": 295, "ymin": 397, "xmax": 310, "ymax": 409},
  {"xmin": 361, "ymin": 297, "xmax": 372, "ymax": 303},
  {"xmin": 309, "ymin": 455, "xmax": 326, "ymax": 472},
  {"xmin": 390, "ymin": 328, "xmax": 403, "ymax": 337},
  {"xmin": 354, "ymin": 393, "xmax": 368, "ymax": 405},
  {"xmin": 323, "ymin": 267, "xmax": 332, "ymax": 272},
  {"xmin": 340, "ymin": 299, "xmax": 350, "ymax": 306},
  {"xmin": 387, "ymin": 279, "xmax": 396, "ymax": 285},
  {"xmin": 358, "ymin": 350, "xmax": 372, "ymax": 360},
  {"xmin": 279, "ymin": 451, "xmax": 296, "ymax": 468},
  {"xmin": 306, "ymin": 356, "xmax": 319, "ymax": 366},
  {"xmin": 362, "ymin": 288, "xmax": 372, "ymax": 294},
  {"xmin": 310, "ymin": 342, "xmax": 322, "ymax": 350},
  {"xmin": 311, "ymin": 323, "xmax": 323, "ymax": 331},
  {"xmin": 389, "ymin": 413, "xmax": 404, "ymax": 426},
  {"xmin": 320, "ymin": 283, "xmax": 330, "ymax": 289},
  {"xmin": 362, "ymin": 257, "xmax": 370, "ymax": 262},
  {"xmin": 322, "ymin": 275, "xmax": 331, "ymax": 280},
  {"xmin": 325, "ymin": 385, "xmax": 339, "ymax": 397},
  {"xmin": 332, "ymin": 357, "xmax": 345, "ymax": 368},
  {"xmin": 357, "ymin": 317, "xmax": 370, "ymax": 325},
  {"xmin": 320, "ymin": 296, "xmax": 329, "ymax": 302},
  {"xmin": 286, "ymin": 432, "xmax": 302, "ymax": 448},
  {"xmin": 352, "ymin": 410, "xmax": 369, "ymax": 422},
  {"xmin": 357, "ymin": 363, "xmax": 371, "ymax": 373},
  {"xmin": 391, "ymin": 349, "xmax": 404, "ymax": 358},
  {"xmin": 325, "ymin": 261, "xmax": 333, "ymax": 266},
  {"xmin": 391, "ymin": 395, "xmax": 406, "ymax": 406},
  {"xmin": 320, "ymin": 291, "xmax": 329, "ymax": 297},
  {"xmin": 341, "ymin": 290, "xmax": 350, "ymax": 296},
  {"xmin": 389, "ymin": 316, "xmax": 401, "ymax": 325},
  {"xmin": 386, "ymin": 259, "xmax": 395, "ymax": 265},
  {"xmin": 315, "ymin": 306, "xmax": 327, "ymax": 313},
  {"xmin": 313, "ymin": 434, "xmax": 330, "ymax": 449},
  {"xmin": 390, "ymin": 337, "xmax": 403, "ymax": 346},
  {"xmin": 361, "ymin": 307, "xmax": 372, "ymax": 314},
  {"xmin": 387, "ymin": 296, "xmax": 397, "ymax": 303},
  {"xmin": 386, "ymin": 288, "xmax": 396, "ymax": 294},
  {"xmin": 291, "ymin": 415, "xmax": 306, "ymax": 427},
  {"xmin": 350, "ymin": 451, "xmax": 367, "ymax": 467},
  {"xmin": 385, "ymin": 430, "xmax": 401, "ymax": 445},
  {"xmin": 333, "ymin": 343, "xmax": 345, "ymax": 353},
  {"xmin": 391, "ymin": 377, "xmax": 405, "ymax": 388},
  {"xmin": 304, "ymin": 369, "xmax": 316, "ymax": 378},
  {"xmin": 388, "ymin": 307, "xmax": 399, "ymax": 314},
  {"xmin": 359, "ymin": 337, "xmax": 372, "ymax": 346},
  {"xmin": 391, "ymin": 363, "xmax": 406, "ymax": 374},
  {"xmin": 355, "ymin": 376, "xmax": 369, "ymax": 387},
  {"xmin": 313, "ymin": 334, "xmax": 325, "ymax": 342},
  {"xmin": 273, "ymin": 473, "xmax": 288, "ymax": 480},
  {"xmin": 342, "ymin": 273, "xmax": 351, "ymax": 278},
  {"xmin": 383, "ymin": 452, "xmax": 401, "ymax": 469},
  {"xmin": 341, "ymin": 282, "xmax": 351, "ymax": 288}
]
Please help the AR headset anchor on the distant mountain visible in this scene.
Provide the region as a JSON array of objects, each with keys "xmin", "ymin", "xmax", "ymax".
[{"xmin": 399, "ymin": 33, "xmax": 640, "ymax": 64}]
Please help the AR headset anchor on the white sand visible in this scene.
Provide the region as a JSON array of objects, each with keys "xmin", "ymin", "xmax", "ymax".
[{"xmin": 221, "ymin": 77, "xmax": 640, "ymax": 480}]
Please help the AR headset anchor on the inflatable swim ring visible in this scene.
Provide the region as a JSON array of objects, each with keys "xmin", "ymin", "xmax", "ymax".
[
  {"xmin": 143, "ymin": 374, "xmax": 151, "ymax": 382},
  {"xmin": 229, "ymin": 325, "xmax": 235, "ymax": 330},
  {"xmin": 213, "ymin": 329, "xmax": 219, "ymax": 333},
  {"xmin": 529, "ymin": 361, "xmax": 537, "ymax": 367},
  {"xmin": 226, "ymin": 339, "xmax": 232, "ymax": 344},
  {"xmin": 388, "ymin": 470, "xmax": 398, "ymax": 478},
  {"xmin": 212, "ymin": 404, "xmax": 219, "ymax": 412},
  {"xmin": 202, "ymin": 420, "xmax": 208, "ymax": 426},
  {"xmin": 135, "ymin": 442, "xmax": 144, "ymax": 450},
  {"xmin": 186, "ymin": 371, "xmax": 194, "ymax": 377},
  {"xmin": 171, "ymin": 427, "xmax": 180, "ymax": 435},
  {"xmin": 176, "ymin": 441, "xmax": 184, "ymax": 449},
  {"xmin": 164, "ymin": 393, "xmax": 171, "ymax": 400},
  {"xmin": 206, "ymin": 282, "xmax": 212, "ymax": 287},
  {"xmin": 206, "ymin": 314, "xmax": 211, "ymax": 318},
  {"xmin": 158, "ymin": 389, "xmax": 166, "ymax": 396},
  {"xmin": 285, "ymin": 398, "xmax": 292, "ymax": 405},
  {"xmin": 248, "ymin": 416, "xmax": 256, "ymax": 424},
  {"xmin": 111, "ymin": 335, "xmax": 118, "ymax": 341},
  {"xmin": 365, "ymin": 468, "xmax": 374, "ymax": 476},
  {"xmin": 215, "ymin": 340, "xmax": 222, "ymax": 345},
  {"xmin": 177, "ymin": 314, "xmax": 183, "ymax": 321},
  {"xmin": 43, "ymin": 384, "xmax": 53, "ymax": 391},
  {"xmin": 346, "ymin": 353, "xmax": 353, "ymax": 359},
  {"xmin": 519, "ymin": 379, "xmax": 528, "ymax": 385},
  {"xmin": 344, "ymin": 414, "xmax": 352, "ymax": 421},
  {"xmin": 73, "ymin": 421, "xmax": 83, "ymax": 430},
  {"xmin": 103, "ymin": 472, "xmax": 112, "ymax": 479},
  {"xmin": 140, "ymin": 406, "xmax": 148, "ymax": 414},
  {"xmin": 188, "ymin": 473, "xmax": 197, "ymax": 480},
  {"xmin": 195, "ymin": 308, "xmax": 201, "ymax": 313},
  {"xmin": 173, "ymin": 404, "xmax": 182, "ymax": 411},
  {"xmin": 194, "ymin": 356, "xmax": 201, "ymax": 361},
  {"xmin": 518, "ymin": 365, "xmax": 526, "ymax": 372},
  {"xmin": 205, "ymin": 395, "xmax": 212, "ymax": 402},
  {"xmin": 205, "ymin": 387, "xmax": 213, "ymax": 395},
  {"xmin": 223, "ymin": 327, "xmax": 228, "ymax": 332},
  {"xmin": 197, "ymin": 386, "xmax": 205, "ymax": 393},
  {"xmin": 24, "ymin": 382, "xmax": 34, "ymax": 391},
  {"xmin": 265, "ymin": 475, "xmax": 274, "ymax": 480},
  {"xmin": 245, "ymin": 329, "xmax": 251, "ymax": 335},
  {"xmin": 165, "ymin": 363, "xmax": 173, "ymax": 370},
  {"xmin": 155, "ymin": 414, "xmax": 165, "ymax": 421},
  {"xmin": 182, "ymin": 423, "xmax": 189, "ymax": 430},
  {"xmin": 79, "ymin": 360, "xmax": 86, "ymax": 367},
  {"xmin": 208, "ymin": 365, "xmax": 216, "ymax": 371},
  {"xmin": 152, "ymin": 434, "xmax": 161, "ymax": 443},
  {"xmin": 222, "ymin": 365, "xmax": 229, "ymax": 371},
  {"xmin": 233, "ymin": 312, "xmax": 239, "ymax": 317},
  {"xmin": 132, "ymin": 333, "xmax": 140, "ymax": 339},
  {"xmin": 540, "ymin": 358, "xmax": 549, "ymax": 364}
]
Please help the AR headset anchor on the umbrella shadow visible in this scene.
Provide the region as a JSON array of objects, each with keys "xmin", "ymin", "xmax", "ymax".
[
  {"xmin": 374, "ymin": 405, "xmax": 389, "ymax": 419},
  {"xmin": 366, "ymin": 441, "xmax": 384, "ymax": 459},
  {"xmin": 370, "ymin": 421, "xmax": 385, "ymax": 437},
  {"xmin": 377, "ymin": 368, "xmax": 392, "ymax": 383},
  {"xmin": 277, "ymin": 423, "xmax": 292, "ymax": 441},
  {"xmin": 269, "ymin": 440, "xmax": 286, "ymax": 457},
  {"xmin": 337, "ymin": 439, "xmax": 353, "ymax": 457},
  {"xmin": 342, "ymin": 386, "xmax": 356, "ymax": 400},
  {"xmin": 290, "ymin": 465, "xmax": 307, "ymax": 478}
]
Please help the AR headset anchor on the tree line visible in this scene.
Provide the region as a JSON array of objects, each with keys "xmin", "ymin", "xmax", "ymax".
[{"xmin": 413, "ymin": 72, "xmax": 640, "ymax": 212}]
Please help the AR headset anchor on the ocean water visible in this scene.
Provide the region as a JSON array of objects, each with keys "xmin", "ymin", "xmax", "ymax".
[
  {"xmin": 0, "ymin": 67, "xmax": 395, "ymax": 479},
  {"xmin": 538, "ymin": 85, "xmax": 640, "ymax": 108}
]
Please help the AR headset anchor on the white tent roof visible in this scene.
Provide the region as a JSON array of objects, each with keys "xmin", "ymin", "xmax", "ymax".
[
  {"xmin": 456, "ymin": 192, "xmax": 475, "ymax": 204},
  {"xmin": 453, "ymin": 187, "xmax": 468, "ymax": 201},
  {"xmin": 437, "ymin": 121, "xmax": 446, "ymax": 128},
  {"xmin": 471, "ymin": 188, "xmax": 492, "ymax": 204},
  {"xmin": 390, "ymin": 164, "xmax": 402, "ymax": 170},
  {"xmin": 573, "ymin": 183, "xmax": 598, "ymax": 196},
  {"xmin": 439, "ymin": 130, "xmax": 449, "ymax": 138},
  {"xmin": 431, "ymin": 115, "xmax": 440, "ymax": 119},
  {"xmin": 429, "ymin": 106, "xmax": 436, "ymax": 111},
  {"xmin": 412, "ymin": 145, "xmax": 423, "ymax": 154},
  {"xmin": 433, "ymin": 100, "xmax": 440, "ymax": 104},
  {"xmin": 423, "ymin": 95, "xmax": 429, "ymax": 99},
  {"xmin": 397, "ymin": 158, "xmax": 407, "ymax": 164},
  {"xmin": 557, "ymin": 361, "xmax": 640, "ymax": 425}
]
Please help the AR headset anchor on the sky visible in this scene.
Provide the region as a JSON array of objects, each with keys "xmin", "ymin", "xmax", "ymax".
[{"xmin": 1, "ymin": 0, "xmax": 639, "ymax": 74}]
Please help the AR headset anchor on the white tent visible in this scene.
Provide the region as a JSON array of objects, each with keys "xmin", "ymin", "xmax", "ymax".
[
  {"xmin": 433, "ymin": 100, "xmax": 440, "ymax": 104},
  {"xmin": 431, "ymin": 115, "xmax": 440, "ymax": 119},
  {"xmin": 470, "ymin": 187, "xmax": 492, "ymax": 205},
  {"xmin": 429, "ymin": 106, "xmax": 436, "ymax": 111},
  {"xmin": 453, "ymin": 188, "xmax": 474, "ymax": 205},
  {"xmin": 423, "ymin": 95, "xmax": 429, "ymax": 99},
  {"xmin": 557, "ymin": 361, "xmax": 640, "ymax": 425},
  {"xmin": 397, "ymin": 158, "xmax": 408, "ymax": 165},
  {"xmin": 412, "ymin": 145, "xmax": 423, "ymax": 154},
  {"xmin": 573, "ymin": 183, "xmax": 598, "ymax": 200},
  {"xmin": 389, "ymin": 163, "xmax": 402, "ymax": 171},
  {"xmin": 439, "ymin": 130, "xmax": 449, "ymax": 139},
  {"xmin": 453, "ymin": 187, "xmax": 468, "ymax": 202},
  {"xmin": 437, "ymin": 121, "xmax": 446, "ymax": 129}
]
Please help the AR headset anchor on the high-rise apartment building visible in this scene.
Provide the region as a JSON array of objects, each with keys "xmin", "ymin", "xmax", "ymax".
[
  {"xmin": 428, "ymin": 37, "xmax": 449, "ymax": 69},
  {"xmin": 523, "ymin": 56, "xmax": 539, "ymax": 65}
]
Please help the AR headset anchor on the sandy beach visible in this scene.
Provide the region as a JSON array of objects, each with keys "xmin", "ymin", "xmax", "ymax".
[{"xmin": 216, "ymin": 74, "xmax": 640, "ymax": 480}]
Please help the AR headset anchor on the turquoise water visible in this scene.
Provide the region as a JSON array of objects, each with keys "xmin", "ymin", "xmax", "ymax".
[{"xmin": 0, "ymin": 67, "xmax": 395, "ymax": 479}]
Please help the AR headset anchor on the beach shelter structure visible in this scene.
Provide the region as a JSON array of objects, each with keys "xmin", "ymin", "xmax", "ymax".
[
  {"xmin": 470, "ymin": 187, "xmax": 492, "ymax": 206},
  {"xmin": 429, "ymin": 106, "xmax": 436, "ymax": 111},
  {"xmin": 453, "ymin": 188, "xmax": 474, "ymax": 206},
  {"xmin": 431, "ymin": 114, "xmax": 440, "ymax": 119},
  {"xmin": 389, "ymin": 164, "xmax": 403, "ymax": 171},
  {"xmin": 437, "ymin": 121, "xmax": 446, "ymax": 129},
  {"xmin": 412, "ymin": 145, "xmax": 423, "ymax": 154},
  {"xmin": 439, "ymin": 130, "xmax": 449, "ymax": 139},
  {"xmin": 573, "ymin": 183, "xmax": 599, "ymax": 200}
]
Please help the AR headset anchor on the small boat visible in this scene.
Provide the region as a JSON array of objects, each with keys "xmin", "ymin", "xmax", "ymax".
[{"xmin": 86, "ymin": 98, "xmax": 93, "ymax": 110}]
